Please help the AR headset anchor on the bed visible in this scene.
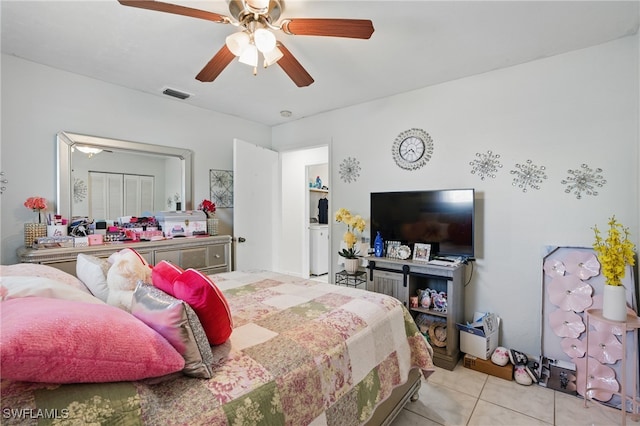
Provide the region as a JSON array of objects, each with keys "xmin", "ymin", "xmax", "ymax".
[{"xmin": 0, "ymin": 263, "xmax": 434, "ymax": 425}]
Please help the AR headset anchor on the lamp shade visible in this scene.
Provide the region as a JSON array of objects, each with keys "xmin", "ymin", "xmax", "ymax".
[
  {"xmin": 263, "ymin": 46, "xmax": 283, "ymax": 67},
  {"xmin": 254, "ymin": 28, "xmax": 276, "ymax": 53},
  {"xmin": 238, "ymin": 44, "xmax": 258, "ymax": 67},
  {"xmin": 226, "ymin": 31, "xmax": 250, "ymax": 56}
]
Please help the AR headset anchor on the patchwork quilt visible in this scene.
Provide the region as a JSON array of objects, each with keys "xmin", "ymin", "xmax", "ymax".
[{"xmin": 1, "ymin": 271, "xmax": 434, "ymax": 425}]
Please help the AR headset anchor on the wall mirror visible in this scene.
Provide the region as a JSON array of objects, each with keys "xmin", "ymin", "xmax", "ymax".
[{"xmin": 57, "ymin": 131, "xmax": 193, "ymax": 221}]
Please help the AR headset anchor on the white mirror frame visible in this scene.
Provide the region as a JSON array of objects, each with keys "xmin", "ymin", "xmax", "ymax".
[{"xmin": 56, "ymin": 131, "xmax": 193, "ymax": 219}]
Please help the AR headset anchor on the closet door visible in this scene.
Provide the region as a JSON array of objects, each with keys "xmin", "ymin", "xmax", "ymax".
[
  {"xmin": 106, "ymin": 174, "xmax": 124, "ymax": 219},
  {"xmin": 123, "ymin": 175, "xmax": 139, "ymax": 216},
  {"xmin": 89, "ymin": 172, "xmax": 107, "ymax": 220},
  {"xmin": 89, "ymin": 172, "xmax": 123, "ymax": 220},
  {"xmin": 140, "ymin": 175, "xmax": 154, "ymax": 214},
  {"xmin": 124, "ymin": 175, "xmax": 154, "ymax": 216}
]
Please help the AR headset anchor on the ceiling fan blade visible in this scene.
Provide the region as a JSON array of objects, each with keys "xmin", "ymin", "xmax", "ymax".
[
  {"xmin": 196, "ymin": 45, "xmax": 235, "ymax": 82},
  {"xmin": 276, "ymin": 42, "xmax": 314, "ymax": 88},
  {"xmin": 281, "ymin": 18, "xmax": 374, "ymax": 39},
  {"xmin": 118, "ymin": 0, "xmax": 229, "ymax": 23}
]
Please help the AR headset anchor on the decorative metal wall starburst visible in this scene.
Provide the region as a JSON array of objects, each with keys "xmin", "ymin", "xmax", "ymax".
[
  {"xmin": 469, "ymin": 150, "xmax": 503, "ymax": 180},
  {"xmin": 510, "ymin": 159, "xmax": 547, "ymax": 192},
  {"xmin": 209, "ymin": 169, "xmax": 234, "ymax": 208},
  {"xmin": 339, "ymin": 157, "xmax": 361, "ymax": 183},
  {"xmin": 73, "ymin": 178, "xmax": 87, "ymax": 203},
  {"xmin": 561, "ymin": 164, "xmax": 606, "ymax": 199}
]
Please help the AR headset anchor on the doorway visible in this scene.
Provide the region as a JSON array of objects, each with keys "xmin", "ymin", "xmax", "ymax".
[
  {"xmin": 278, "ymin": 145, "xmax": 329, "ymax": 278},
  {"xmin": 308, "ymin": 163, "xmax": 329, "ymax": 280}
]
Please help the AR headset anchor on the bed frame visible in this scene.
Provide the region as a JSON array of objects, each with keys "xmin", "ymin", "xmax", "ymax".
[{"xmin": 365, "ymin": 368, "xmax": 422, "ymax": 425}]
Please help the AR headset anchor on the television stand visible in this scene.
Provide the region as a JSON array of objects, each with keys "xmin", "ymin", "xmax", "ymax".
[{"xmin": 366, "ymin": 257, "xmax": 465, "ymax": 370}]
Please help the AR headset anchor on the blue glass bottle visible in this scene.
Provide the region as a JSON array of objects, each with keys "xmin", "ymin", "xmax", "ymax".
[{"xmin": 374, "ymin": 231, "xmax": 384, "ymax": 257}]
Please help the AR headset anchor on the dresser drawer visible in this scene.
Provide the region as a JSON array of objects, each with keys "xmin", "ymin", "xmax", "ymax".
[
  {"xmin": 207, "ymin": 245, "xmax": 227, "ymax": 268},
  {"xmin": 181, "ymin": 247, "xmax": 208, "ymax": 269},
  {"xmin": 17, "ymin": 235, "xmax": 232, "ymax": 276}
]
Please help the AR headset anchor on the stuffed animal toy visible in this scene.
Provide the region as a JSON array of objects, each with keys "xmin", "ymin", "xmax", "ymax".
[{"xmin": 106, "ymin": 248, "xmax": 152, "ymax": 312}]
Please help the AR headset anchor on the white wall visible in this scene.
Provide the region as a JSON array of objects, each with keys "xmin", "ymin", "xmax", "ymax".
[
  {"xmin": 272, "ymin": 35, "xmax": 640, "ymax": 355},
  {"xmin": 0, "ymin": 54, "xmax": 271, "ymax": 264}
]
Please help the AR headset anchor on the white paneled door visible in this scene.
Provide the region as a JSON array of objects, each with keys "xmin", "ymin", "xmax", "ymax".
[{"xmin": 233, "ymin": 139, "xmax": 278, "ymax": 271}]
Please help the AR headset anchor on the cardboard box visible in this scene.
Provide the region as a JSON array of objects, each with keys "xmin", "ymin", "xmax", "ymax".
[
  {"xmin": 456, "ymin": 312, "xmax": 499, "ymax": 360},
  {"xmin": 463, "ymin": 354, "xmax": 513, "ymax": 381}
]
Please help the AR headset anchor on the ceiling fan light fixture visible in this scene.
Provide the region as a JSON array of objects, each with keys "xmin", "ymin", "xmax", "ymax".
[
  {"xmin": 254, "ymin": 28, "xmax": 276, "ymax": 53},
  {"xmin": 226, "ymin": 31, "xmax": 250, "ymax": 56},
  {"xmin": 75, "ymin": 146, "xmax": 103, "ymax": 157},
  {"xmin": 263, "ymin": 46, "xmax": 283, "ymax": 67},
  {"xmin": 238, "ymin": 43, "xmax": 258, "ymax": 67},
  {"xmin": 245, "ymin": 0, "xmax": 270, "ymax": 14}
]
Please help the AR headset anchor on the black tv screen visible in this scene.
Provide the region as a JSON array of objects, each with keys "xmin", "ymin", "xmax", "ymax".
[{"xmin": 370, "ymin": 189, "xmax": 475, "ymax": 258}]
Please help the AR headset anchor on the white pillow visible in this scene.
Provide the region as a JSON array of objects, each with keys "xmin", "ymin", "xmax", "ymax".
[
  {"xmin": 1, "ymin": 275, "xmax": 104, "ymax": 304},
  {"xmin": 76, "ymin": 253, "xmax": 111, "ymax": 302},
  {"xmin": 0, "ymin": 263, "xmax": 90, "ymax": 293}
]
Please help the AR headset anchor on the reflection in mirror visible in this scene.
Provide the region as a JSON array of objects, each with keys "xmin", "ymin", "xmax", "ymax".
[{"xmin": 57, "ymin": 132, "xmax": 193, "ymax": 221}]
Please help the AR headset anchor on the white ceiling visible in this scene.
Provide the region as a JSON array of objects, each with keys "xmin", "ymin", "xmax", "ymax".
[{"xmin": 2, "ymin": 1, "xmax": 639, "ymax": 126}]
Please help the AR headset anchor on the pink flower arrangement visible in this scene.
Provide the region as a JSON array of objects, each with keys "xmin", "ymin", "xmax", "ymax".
[
  {"xmin": 24, "ymin": 196, "xmax": 47, "ymax": 223},
  {"xmin": 198, "ymin": 199, "xmax": 216, "ymax": 218}
]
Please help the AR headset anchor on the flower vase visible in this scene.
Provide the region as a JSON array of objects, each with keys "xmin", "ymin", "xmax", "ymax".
[
  {"xmin": 344, "ymin": 258, "xmax": 359, "ymax": 274},
  {"xmin": 24, "ymin": 223, "xmax": 47, "ymax": 248},
  {"xmin": 602, "ymin": 284, "xmax": 628, "ymax": 321},
  {"xmin": 207, "ymin": 218, "xmax": 219, "ymax": 236}
]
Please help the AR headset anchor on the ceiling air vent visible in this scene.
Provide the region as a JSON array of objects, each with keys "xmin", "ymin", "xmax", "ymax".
[{"xmin": 162, "ymin": 88, "xmax": 191, "ymax": 100}]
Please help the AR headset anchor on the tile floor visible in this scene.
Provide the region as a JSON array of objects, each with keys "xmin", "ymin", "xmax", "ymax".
[
  {"xmin": 319, "ymin": 274, "xmax": 623, "ymax": 424},
  {"xmin": 391, "ymin": 360, "xmax": 623, "ymax": 426}
]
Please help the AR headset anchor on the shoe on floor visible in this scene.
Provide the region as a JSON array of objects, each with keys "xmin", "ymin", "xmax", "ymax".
[
  {"xmin": 525, "ymin": 360, "xmax": 540, "ymax": 383},
  {"xmin": 491, "ymin": 347, "xmax": 509, "ymax": 366},
  {"xmin": 514, "ymin": 365, "xmax": 533, "ymax": 386},
  {"xmin": 508, "ymin": 349, "xmax": 528, "ymax": 366}
]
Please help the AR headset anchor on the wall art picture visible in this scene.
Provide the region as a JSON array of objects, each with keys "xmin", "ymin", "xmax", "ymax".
[{"xmin": 209, "ymin": 169, "xmax": 233, "ymax": 208}]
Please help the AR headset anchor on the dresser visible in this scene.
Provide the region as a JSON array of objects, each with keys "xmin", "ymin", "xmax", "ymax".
[{"xmin": 17, "ymin": 235, "xmax": 232, "ymax": 276}]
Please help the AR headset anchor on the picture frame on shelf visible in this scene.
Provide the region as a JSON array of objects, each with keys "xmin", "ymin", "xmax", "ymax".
[
  {"xmin": 413, "ymin": 243, "xmax": 431, "ymax": 262},
  {"xmin": 385, "ymin": 240, "xmax": 402, "ymax": 258}
]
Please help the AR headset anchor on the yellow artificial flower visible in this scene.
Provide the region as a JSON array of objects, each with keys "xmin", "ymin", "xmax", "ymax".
[
  {"xmin": 593, "ymin": 216, "xmax": 636, "ymax": 286},
  {"xmin": 335, "ymin": 208, "xmax": 367, "ymax": 259}
]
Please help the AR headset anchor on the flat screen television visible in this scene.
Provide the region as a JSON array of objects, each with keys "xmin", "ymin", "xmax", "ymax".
[{"xmin": 370, "ymin": 188, "xmax": 475, "ymax": 258}]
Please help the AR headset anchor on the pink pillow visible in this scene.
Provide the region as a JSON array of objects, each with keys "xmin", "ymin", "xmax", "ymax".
[
  {"xmin": 173, "ymin": 269, "xmax": 233, "ymax": 345},
  {"xmin": 151, "ymin": 260, "xmax": 184, "ymax": 294},
  {"xmin": 0, "ymin": 297, "xmax": 184, "ymax": 383}
]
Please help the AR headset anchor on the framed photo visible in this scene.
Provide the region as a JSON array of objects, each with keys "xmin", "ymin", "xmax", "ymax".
[
  {"xmin": 413, "ymin": 243, "xmax": 431, "ymax": 262},
  {"xmin": 385, "ymin": 240, "xmax": 402, "ymax": 258}
]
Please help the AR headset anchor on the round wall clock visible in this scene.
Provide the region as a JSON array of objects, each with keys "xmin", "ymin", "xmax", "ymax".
[{"xmin": 392, "ymin": 128, "xmax": 434, "ymax": 170}]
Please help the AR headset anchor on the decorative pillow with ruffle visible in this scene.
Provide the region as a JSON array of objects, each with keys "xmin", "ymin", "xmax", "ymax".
[{"xmin": 131, "ymin": 282, "xmax": 214, "ymax": 378}]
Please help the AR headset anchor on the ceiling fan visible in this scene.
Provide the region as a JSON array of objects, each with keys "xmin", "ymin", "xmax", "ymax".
[{"xmin": 118, "ymin": 0, "xmax": 375, "ymax": 87}]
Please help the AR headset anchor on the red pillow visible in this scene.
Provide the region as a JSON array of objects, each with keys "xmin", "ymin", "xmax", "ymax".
[
  {"xmin": 152, "ymin": 260, "xmax": 184, "ymax": 294},
  {"xmin": 172, "ymin": 269, "xmax": 233, "ymax": 345}
]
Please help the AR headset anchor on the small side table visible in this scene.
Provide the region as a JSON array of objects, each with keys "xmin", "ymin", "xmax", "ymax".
[
  {"xmin": 335, "ymin": 270, "xmax": 367, "ymax": 289},
  {"xmin": 583, "ymin": 308, "xmax": 640, "ymax": 425}
]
